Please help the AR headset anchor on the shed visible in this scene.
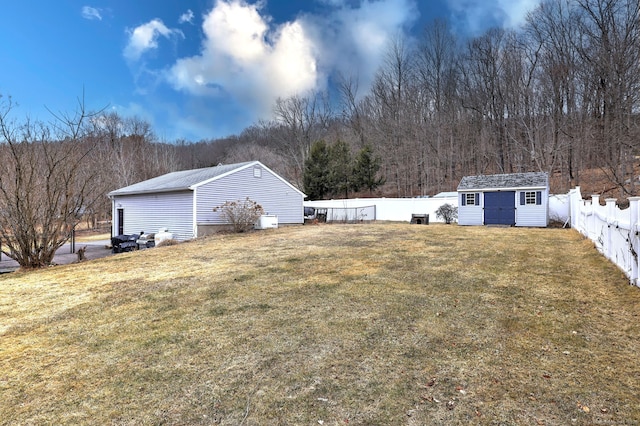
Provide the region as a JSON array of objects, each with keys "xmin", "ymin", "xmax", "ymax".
[
  {"xmin": 457, "ymin": 172, "xmax": 549, "ymax": 227},
  {"xmin": 108, "ymin": 161, "xmax": 305, "ymax": 240}
]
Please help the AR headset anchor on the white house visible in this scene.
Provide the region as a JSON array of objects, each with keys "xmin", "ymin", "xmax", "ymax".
[
  {"xmin": 457, "ymin": 172, "xmax": 549, "ymax": 227},
  {"xmin": 108, "ymin": 161, "xmax": 305, "ymax": 240}
]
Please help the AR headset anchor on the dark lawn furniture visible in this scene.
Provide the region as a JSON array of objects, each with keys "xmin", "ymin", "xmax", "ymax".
[{"xmin": 111, "ymin": 234, "xmax": 139, "ymax": 253}]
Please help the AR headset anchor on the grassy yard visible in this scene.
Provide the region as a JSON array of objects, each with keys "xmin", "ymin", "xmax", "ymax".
[{"xmin": 0, "ymin": 223, "xmax": 639, "ymax": 425}]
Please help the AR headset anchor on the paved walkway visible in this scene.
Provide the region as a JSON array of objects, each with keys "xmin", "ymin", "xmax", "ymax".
[{"xmin": 0, "ymin": 240, "xmax": 114, "ymax": 273}]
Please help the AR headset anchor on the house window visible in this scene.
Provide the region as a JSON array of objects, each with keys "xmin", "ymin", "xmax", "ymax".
[
  {"xmin": 253, "ymin": 167, "xmax": 262, "ymax": 178},
  {"xmin": 521, "ymin": 191, "xmax": 542, "ymax": 205},
  {"xmin": 462, "ymin": 193, "xmax": 479, "ymax": 206}
]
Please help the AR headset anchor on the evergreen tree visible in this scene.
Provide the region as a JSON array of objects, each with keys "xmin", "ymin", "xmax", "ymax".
[
  {"xmin": 353, "ymin": 145, "xmax": 385, "ymax": 194},
  {"xmin": 329, "ymin": 140, "xmax": 352, "ymax": 199},
  {"xmin": 303, "ymin": 140, "xmax": 331, "ymax": 200}
]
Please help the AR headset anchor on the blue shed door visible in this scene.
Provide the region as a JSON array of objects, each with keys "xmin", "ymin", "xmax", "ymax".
[{"xmin": 484, "ymin": 191, "xmax": 515, "ymax": 225}]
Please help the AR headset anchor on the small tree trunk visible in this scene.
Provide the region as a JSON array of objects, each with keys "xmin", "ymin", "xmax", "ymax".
[{"xmin": 77, "ymin": 246, "xmax": 87, "ymax": 262}]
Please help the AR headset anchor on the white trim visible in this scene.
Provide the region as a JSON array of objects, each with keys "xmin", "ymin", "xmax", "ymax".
[
  {"xmin": 459, "ymin": 186, "xmax": 546, "ymax": 192},
  {"xmin": 192, "ymin": 186, "xmax": 198, "ymax": 238},
  {"xmin": 189, "ymin": 161, "xmax": 306, "ymax": 197},
  {"xmin": 189, "ymin": 162, "xmax": 255, "ymax": 190}
]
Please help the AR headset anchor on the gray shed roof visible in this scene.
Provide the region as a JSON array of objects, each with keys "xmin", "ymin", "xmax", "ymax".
[
  {"xmin": 108, "ymin": 161, "xmax": 255, "ymax": 196},
  {"xmin": 457, "ymin": 172, "xmax": 549, "ymax": 191}
]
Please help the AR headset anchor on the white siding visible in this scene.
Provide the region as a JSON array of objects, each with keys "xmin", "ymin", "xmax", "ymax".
[
  {"xmin": 515, "ymin": 189, "xmax": 549, "ymax": 227},
  {"xmin": 457, "ymin": 189, "xmax": 549, "ymax": 227},
  {"xmin": 112, "ymin": 191, "xmax": 194, "ymax": 240},
  {"xmin": 458, "ymin": 192, "xmax": 483, "ymax": 225},
  {"xmin": 195, "ymin": 164, "xmax": 304, "ymax": 227}
]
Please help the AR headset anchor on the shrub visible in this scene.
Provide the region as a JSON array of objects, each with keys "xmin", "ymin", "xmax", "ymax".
[
  {"xmin": 435, "ymin": 203, "xmax": 458, "ymax": 224},
  {"xmin": 213, "ymin": 198, "xmax": 265, "ymax": 233}
]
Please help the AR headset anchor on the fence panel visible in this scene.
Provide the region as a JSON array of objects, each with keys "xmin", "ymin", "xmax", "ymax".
[
  {"xmin": 569, "ymin": 187, "xmax": 640, "ymax": 287},
  {"xmin": 305, "ymin": 197, "xmax": 458, "ymax": 223},
  {"xmin": 325, "ymin": 205, "xmax": 376, "ymax": 223}
]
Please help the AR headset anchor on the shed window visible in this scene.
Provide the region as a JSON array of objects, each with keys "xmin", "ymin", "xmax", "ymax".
[
  {"xmin": 520, "ymin": 191, "xmax": 542, "ymax": 205},
  {"xmin": 462, "ymin": 193, "xmax": 479, "ymax": 206}
]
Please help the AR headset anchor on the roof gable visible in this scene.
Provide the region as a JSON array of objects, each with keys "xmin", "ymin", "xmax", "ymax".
[
  {"xmin": 189, "ymin": 161, "xmax": 305, "ymax": 197},
  {"xmin": 457, "ymin": 172, "xmax": 549, "ymax": 191},
  {"xmin": 108, "ymin": 161, "xmax": 258, "ymax": 196}
]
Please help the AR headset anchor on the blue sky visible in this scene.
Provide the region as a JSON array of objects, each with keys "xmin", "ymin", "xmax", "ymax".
[{"xmin": 0, "ymin": 0, "xmax": 541, "ymax": 142}]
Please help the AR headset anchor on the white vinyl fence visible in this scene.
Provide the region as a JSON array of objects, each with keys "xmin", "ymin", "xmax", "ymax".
[
  {"xmin": 569, "ymin": 187, "xmax": 640, "ymax": 287},
  {"xmin": 304, "ymin": 196, "xmax": 459, "ymax": 223},
  {"xmin": 321, "ymin": 205, "xmax": 377, "ymax": 223}
]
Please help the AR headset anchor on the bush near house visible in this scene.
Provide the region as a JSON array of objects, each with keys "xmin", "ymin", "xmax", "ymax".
[{"xmin": 213, "ymin": 197, "xmax": 264, "ymax": 233}]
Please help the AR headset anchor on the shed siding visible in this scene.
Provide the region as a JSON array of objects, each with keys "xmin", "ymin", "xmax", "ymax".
[
  {"xmin": 195, "ymin": 164, "xmax": 303, "ymax": 226},
  {"xmin": 112, "ymin": 191, "xmax": 194, "ymax": 240},
  {"xmin": 516, "ymin": 189, "xmax": 549, "ymax": 227},
  {"xmin": 458, "ymin": 192, "xmax": 484, "ymax": 225}
]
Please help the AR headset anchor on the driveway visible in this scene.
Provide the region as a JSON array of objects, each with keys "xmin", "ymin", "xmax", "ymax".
[{"xmin": 0, "ymin": 239, "xmax": 114, "ymax": 273}]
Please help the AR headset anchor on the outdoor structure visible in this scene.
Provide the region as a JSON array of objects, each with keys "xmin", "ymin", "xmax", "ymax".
[
  {"xmin": 304, "ymin": 195, "xmax": 459, "ymax": 223},
  {"xmin": 568, "ymin": 187, "xmax": 640, "ymax": 287},
  {"xmin": 457, "ymin": 172, "xmax": 549, "ymax": 227},
  {"xmin": 108, "ymin": 161, "xmax": 305, "ymax": 240}
]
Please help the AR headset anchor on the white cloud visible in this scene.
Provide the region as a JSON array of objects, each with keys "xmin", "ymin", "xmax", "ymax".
[
  {"xmin": 302, "ymin": 0, "xmax": 418, "ymax": 91},
  {"xmin": 179, "ymin": 9, "xmax": 195, "ymax": 24},
  {"xmin": 446, "ymin": 0, "xmax": 542, "ymax": 34},
  {"xmin": 124, "ymin": 19, "xmax": 183, "ymax": 61},
  {"xmin": 497, "ymin": 0, "xmax": 541, "ymax": 27},
  {"xmin": 168, "ymin": 0, "xmax": 319, "ymax": 119},
  {"xmin": 81, "ymin": 6, "xmax": 102, "ymax": 21},
  {"xmin": 167, "ymin": 0, "xmax": 416, "ymax": 126}
]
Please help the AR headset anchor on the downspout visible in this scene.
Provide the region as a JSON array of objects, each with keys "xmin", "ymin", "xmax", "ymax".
[
  {"xmin": 192, "ymin": 187, "xmax": 198, "ymax": 239},
  {"xmin": 108, "ymin": 194, "xmax": 114, "ymax": 240}
]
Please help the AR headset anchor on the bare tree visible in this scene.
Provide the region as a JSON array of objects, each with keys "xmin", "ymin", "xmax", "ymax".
[
  {"xmin": 338, "ymin": 74, "xmax": 371, "ymax": 149},
  {"xmin": 574, "ymin": 0, "xmax": 640, "ymax": 195},
  {"xmin": 460, "ymin": 28, "xmax": 512, "ymax": 173},
  {"xmin": 270, "ymin": 91, "xmax": 333, "ymax": 187},
  {"xmin": 526, "ymin": 0, "xmax": 582, "ymax": 188},
  {"xmin": 416, "ymin": 19, "xmax": 462, "ymax": 191},
  {"xmin": 369, "ymin": 35, "xmax": 421, "ymax": 196},
  {"xmin": 0, "ymin": 95, "xmax": 103, "ymax": 268}
]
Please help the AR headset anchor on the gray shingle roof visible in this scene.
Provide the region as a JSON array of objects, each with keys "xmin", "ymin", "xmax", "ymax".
[
  {"xmin": 108, "ymin": 161, "xmax": 254, "ymax": 196},
  {"xmin": 457, "ymin": 172, "xmax": 549, "ymax": 191}
]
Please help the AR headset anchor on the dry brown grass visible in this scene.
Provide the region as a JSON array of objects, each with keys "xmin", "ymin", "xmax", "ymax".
[{"xmin": 0, "ymin": 223, "xmax": 639, "ymax": 425}]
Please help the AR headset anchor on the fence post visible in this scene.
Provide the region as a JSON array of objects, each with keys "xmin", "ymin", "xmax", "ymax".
[
  {"xmin": 593, "ymin": 195, "xmax": 602, "ymax": 242},
  {"xmin": 581, "ymin": 199, "xmax": 589, "ymax": 237},
  {"xmin": 588, "ymin": 196, "xmax": 596, "ymax": 241},
  {"xmin": 569, "ymin": 187, "xmax": 581, "ymax": 230},
  {"xmin": 605, "ymin": 198, "xmax": 617, "ymax": 261},
  {"xmin": 630, "ymin": 197, "xmax": 640, "ymax": 287}
]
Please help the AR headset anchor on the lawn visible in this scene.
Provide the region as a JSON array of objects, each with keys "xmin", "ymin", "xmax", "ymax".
[{"xmin": 0, "ymin": 223, "xmax": 639, "ymax": 425}]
